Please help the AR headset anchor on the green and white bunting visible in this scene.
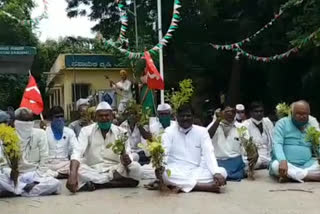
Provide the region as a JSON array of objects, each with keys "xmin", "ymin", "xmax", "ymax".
[
  {"xmin": 103, "ymin": 0, "xmax": 182, "ymax": 59},
  {"xmin": 212, "ymin": 26, "xmax": 320, "ymax": 63},
  {"xmin": 117, "ymin": 0, "xmax": 129, "ymax": 46},
  {"xmin": 210, "ymin": 0, "xmax": 304, "ymax": 51}
]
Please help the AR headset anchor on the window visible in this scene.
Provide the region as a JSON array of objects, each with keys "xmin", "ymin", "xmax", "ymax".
[{"xmin": 72, "ymin": 84, "xmax": 90, "ymax": 102}]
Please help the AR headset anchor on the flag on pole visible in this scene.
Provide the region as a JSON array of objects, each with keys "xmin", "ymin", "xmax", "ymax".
[
  {"xmin": 144, "ymin": 51, "xmax": 164, "ymax": 90},
  {"xmin": 20, "ymin": 74, "xmax": 44, "ymax": 115}
]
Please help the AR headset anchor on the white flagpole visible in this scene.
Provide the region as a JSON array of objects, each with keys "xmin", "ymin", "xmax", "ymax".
[{"xmin": 157, "ymin": 0, "xmax": 164, "ymax": 104}]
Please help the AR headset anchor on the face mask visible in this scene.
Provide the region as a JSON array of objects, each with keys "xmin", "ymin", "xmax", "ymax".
[
  {"xmin": 51, "ymin": 118, "xmax": 65, "ymax": 140},
  {"xmin": 236, "ymin": 113, "xmax": 242, "ymax": 120},
  {"xmin": 178, "ymin": 126, "xmax": 192, "ymax": 134},
  {"xmin": 127, "ymin": 116, "xmax": 137, "ymax": 125},
  {"xmin": 14, "ymin": 120, "xmax": 34, "ymax": 142},
  {"xmin": 159, "ymin": 115, "xmax": 171, "ymax": 128},
  {"xmin": 292, "ymin": 117, "xmax": 308, "ymax": 128},
  {"xmin": 98, "ymin": 122, "xmax": 112, "ymax": 131},
  {"xmin": 251, "ymin": 118, "xmax": 262, "ymax": 125}
]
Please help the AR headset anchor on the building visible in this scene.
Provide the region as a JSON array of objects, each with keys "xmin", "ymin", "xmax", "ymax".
[{"xmin": 46, "ymin": 54, "xmax": 131, "ymax": 120}]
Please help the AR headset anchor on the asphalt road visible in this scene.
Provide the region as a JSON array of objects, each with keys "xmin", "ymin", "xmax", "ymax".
[{"xmin": 1, "ymin": 170, "xmax": 319, "ymax": 214}]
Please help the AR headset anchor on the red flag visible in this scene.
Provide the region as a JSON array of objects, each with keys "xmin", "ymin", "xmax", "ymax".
[
  {"xmin": 20, "ymin": 75, "xmax": 44, "ymax": 115},
  {"xmin": 144, "ymin": 51, "xmax": 164, "ymax": 90}
]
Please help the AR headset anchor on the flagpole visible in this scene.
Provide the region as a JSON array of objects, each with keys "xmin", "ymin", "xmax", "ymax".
[{"xmin": 157, "ymin": 0, "xmax": 164, "ymax": 104}]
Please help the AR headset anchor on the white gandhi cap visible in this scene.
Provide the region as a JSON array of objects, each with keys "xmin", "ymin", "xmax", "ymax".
[
  {"xmin": 96, "ymin": 102, "xmax": 112, "ymax": 111},
  {"xmin": 236, "ymin": 104, "xmax": 245, "ymax": 111},
  {"xmin": 157, "ymin": 103, "xmax": 172, "ymax": 112}
]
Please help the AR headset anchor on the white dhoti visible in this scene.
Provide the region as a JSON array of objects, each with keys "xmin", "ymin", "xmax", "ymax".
[
  {"xmin": 0, "ymin": 168, "xmax": 62, "ymax": 197},
  {"xmin": 141, "ymin": 164, "xmax": 156, "ymax": 180},
  {"xmin": 46, "ymin": 159, "xmax": 70, "ymax": 177},
  {"xmin": 244, "ymin": 156, "xmax": 270, "ymax": 170},
  {"xmin": 162, "ymin": 163, "xmax": 227, "ymax": 193},
  {"xmin": 270, "ymin": 160, "xmax": 320, "ymax": 182},
  {"xmin": 77, "ymin": 161, "xmax": 142, "ymax": 189}
]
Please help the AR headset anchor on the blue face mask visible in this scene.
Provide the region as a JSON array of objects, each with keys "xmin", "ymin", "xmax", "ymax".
[
  {"xmin": 51, "ymin": 118, "xmax": 65, "ymax": 140},
  {"xmin": 292, "ymin": 117, "xmax": 308, "ymax": 128}
]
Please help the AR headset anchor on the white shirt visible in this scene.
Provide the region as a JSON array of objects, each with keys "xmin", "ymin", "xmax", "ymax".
[
  {"xmin": 149, "ymin": 117, "xmax": 176, "ymax": 137},
  {"xmin": 114, "ymin": 79, "xmax": 133, "ymax": 102},
  {"xmin": 0, "ymin": 141, "xmax": 7, "ymax": 167},
  {"xmin": 162, "ymin": 124, "xmax": 223, "ymax": 176},
  {"xmin": 120, "ymin": 120, "xmax": 145, "ymax": 153},
  {"xmin": 18, "ymin": 128, "xmax": 50, "ymax": 175},
  {"xmin": 243, "ymin": 118, "xmax": 273, "ymax": 162},
  {"xmin": 309, "ymin": 115, "xmax": 320, "ymax": 129},
  {"xmin": 46, "ymin": 126, "xmax": 78, "ymax": 161},
  {"xmin": 71, "ymin": 123, "xmax": 131, "ymax": 167},
  {"xmin": 208, "ymin": 121, "xmax": 248, "ymax": 159}
]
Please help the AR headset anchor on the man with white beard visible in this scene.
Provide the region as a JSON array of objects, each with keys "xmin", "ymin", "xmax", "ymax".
[
  {"xmin": 0, "ymin": 108, "xmax": 61, "ymax": 197},
  {"xmin": 243, "ymin": 102, "xmax": 274, "ymax": 169}
]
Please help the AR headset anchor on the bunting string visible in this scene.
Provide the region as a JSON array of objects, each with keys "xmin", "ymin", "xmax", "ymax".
[
  {"xmin": 102, "ymin": 0, "xmax": 182, "ymax": 59},
  {"xmin": 0, "ymin": 0, "xmax": 48, "ymax": 27},
  {"xmin": 210, "ymin": 26, "xmax": 320, "ymax": 62},
  {"xmin": 210, "ymin": 0, "xmax": 304, "ymax": 51},
  {"xmin": 234, "ymin": 47, "xmax": 299, "ymax": 62},
  {"xmin": 116, "ymin": 0, "xmax": 129, "ymax": 46}
]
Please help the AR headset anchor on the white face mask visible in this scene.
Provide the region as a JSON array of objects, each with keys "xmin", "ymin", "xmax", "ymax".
[
  {"xmin": 251, "ymin": 118, "xmax": 263, "ymax": 125},
  {"xmin": 236, "ymin": 113, "xmax": 242, "ymax": 120},
  {"xmin": 178, "ymin": 126, "xmax": 192, "ymax": 134},
  {"xmin": 14, "ymin": 120, "xmax": 34, "ymax": 142}
]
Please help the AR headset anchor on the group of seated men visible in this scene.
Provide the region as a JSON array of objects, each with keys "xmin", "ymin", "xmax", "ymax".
[{"xmin": 0, "ymin": 99, "xmax": 320, "ymax": 197}]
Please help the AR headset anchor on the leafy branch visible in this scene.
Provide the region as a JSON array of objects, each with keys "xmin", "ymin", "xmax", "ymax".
[{"xmin": 165, "ymin": 79, "xmax": 194, "ymax": 113}]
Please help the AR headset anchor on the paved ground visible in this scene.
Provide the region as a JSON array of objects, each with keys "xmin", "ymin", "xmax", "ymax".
[{"xmin": 1, "ymin": 170, "xmax": 319, "ymax": 214}]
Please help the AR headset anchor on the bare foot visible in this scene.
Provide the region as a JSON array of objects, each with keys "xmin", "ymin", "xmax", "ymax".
[
  {"xmin": 169, "ymin": 186, "xmax": 181, "ymax": 194},
  {"xmin": 208, "ymin": 183, "xmax": 221, "ymax": 193},
  {"xmin": 279, "ymin": 177, "xmax": 289, "ymax": 183},
  {"xmin": 144, "ymin": 180, "xmax": 160, "ymax": 191},
  {"xmin": 247, "ymin": 170, "xmax": 255, "ymax": 181}
]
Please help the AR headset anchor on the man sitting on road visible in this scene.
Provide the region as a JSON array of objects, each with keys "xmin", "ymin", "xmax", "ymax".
[
  {"xmin": 270, "ymin": 100, "xmax": 320, "ymax": 182},
  {"xmin": 66, "ymin": 102, "xmax": 142, "ymax": 193},
  {"xmin": 160, "ymin": 103, "xmax": 227, "ymax": 193}
]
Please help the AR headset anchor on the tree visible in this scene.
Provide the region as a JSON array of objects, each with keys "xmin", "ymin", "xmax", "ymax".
[
  {"xmin": 63, "ymin": 0, "xmax": 320, "ymax": 120},
  {"xmin": 0, "ymin": 0, "xmax": 37, "ymax": 109}
]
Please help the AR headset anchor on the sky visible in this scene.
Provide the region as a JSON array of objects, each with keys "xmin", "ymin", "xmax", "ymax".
[{"xmin": 32, "ymin": 0, "xmax": 97, "ymax": 42}]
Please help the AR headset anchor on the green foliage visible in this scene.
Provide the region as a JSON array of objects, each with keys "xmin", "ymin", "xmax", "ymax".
[
  {"xmin": 237, "ymin": 126, "xmax": 256, "ymax": 157},
  {"xmin": 166, "ymin": 79, "xmax": 194, "ymax": 112},
  {"xmin": 0, "ymin": 123, "xmax": 21, "ymax": 186},
  {"xmin": 66, "ymin": 0, "xmax": 156, "ymax": 51},
  {"xmin": 305, "ymin": 126, "xmax": 320, "ymax": 160},
  {"xmin": 138, "ymin": 136, "xmax": 168, "ymax": 173},
  {"xmin": 124, "ymin": 100, "xmax": 152, "ymax": 126},
  {"xmin": 237, "ymin": 126, "xmax": 247, "ymax": 139},
  {"xmin": 276, "ymin": 102, "xmax": 291, "ymax": 119},
  {"xmin": 306, "ymin": 126, "xmax": 320, "ymax": 146},
  {"xmin": 106, "ymin": 133, "xmax": 128, "ymax": 155}
]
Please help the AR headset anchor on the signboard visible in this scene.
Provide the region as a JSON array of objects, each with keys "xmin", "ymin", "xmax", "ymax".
[
  {"xmin": 0, "ymin": 46, "xmax": 37, "ymax": 56},
  {"xmin": 65, "ymin": 55, "xmax": 121, "ymax": 69},
  {"xmin": 0, "ymin": 46, "xmax": 36, "ymax": 74}
]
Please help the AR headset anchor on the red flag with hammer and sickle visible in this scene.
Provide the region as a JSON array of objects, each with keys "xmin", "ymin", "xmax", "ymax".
[
  {"xmin": 144, "ymin": 51, "xmax": 164, "ymax": 90},
  {"xmin": 20, "ymin": 75, "xmax": 44, "ymax": 115}
]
